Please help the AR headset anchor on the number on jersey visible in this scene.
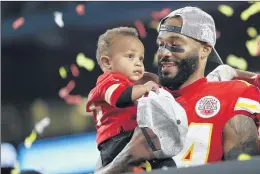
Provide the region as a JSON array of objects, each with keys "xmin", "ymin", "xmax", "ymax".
[{"xmin": 173, "ymin": 123, "xmax": 213, "ymax": 167}]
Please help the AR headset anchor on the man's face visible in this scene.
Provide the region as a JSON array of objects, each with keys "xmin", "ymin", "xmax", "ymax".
[{"xmin": 156, "ymin": 17, "xmax": 203, "ymax": 90}]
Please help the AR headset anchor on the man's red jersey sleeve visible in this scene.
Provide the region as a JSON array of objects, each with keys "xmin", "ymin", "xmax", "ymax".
[{"xmin": 232, "ymin": 82, "xmax": 260, "ymax": 117}]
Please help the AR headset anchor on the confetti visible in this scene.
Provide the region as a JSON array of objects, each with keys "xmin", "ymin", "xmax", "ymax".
[
  {"xmin": 24, "ymin": 130, "xmax": 37, "ymax": 149},
  {"xmin": 246, "ymin": 35, "xmax": 260, "ymax": 56},
  {"xmin": 67, "ymin": 80, "xmax": 76, "ymax": 91},
  {"xmin": 150, "ymin": 20, "xmax": 160, "ymax": 31},
  {"xmin": 11, "ymin": 161, "xmax": 20, "ymax": 174},
  {"xmin": 134, "ymin": 20, "xmax": 147, "ymax": 39},
  {"xmin": 54, "ymin": 12, "xmax": 64, "ymax": 27},
  {"xmin": 59, "ymin": 80, "xmax": 75, "ymax": 98},
  {"xmin": 226, "ymin": 54, "xmax": 248, "ymax": 70},
  {"xmin": 218, "ymin": 5, "xmax": 234, "ymax": 17},
  {"xmin": 152, "ymin": 8, "xmax": 171, "ymax": 20},
  {"xmin": 216, "ymin": 30, "xmax": 221, "ymax": 39},
  {"xmin": 240, "ymin": 2, "xmax": 260, "ymax": 21},
  {"xmin": 12, "ymin": 17, "xmax": 24, "ymax": 30},
  {"xmin": 76, "ymin": 4, "xmax": 85, "ymax": 16},
  {"xmin": 71, "ymin": 64, "xmax": 80, "ymax": 77},
  {"xmin": 76, "ymin": 53, "xmax": 95, "ymax": 71},
  {"xmin": 153, "ymin": 53, "xmax": 158, "ymax": 67},
  {"xmin": 247, "ymin": 27, "xmax": 257, "ymax": 38},
  {"xmin": 35, "ymin": 117, "xmax": 51, "ymax": 134},
  {"xmin": 237, "ymin": 153, "xmax": 252, "ymax": 161},
  {"xmin": 59, "ymin": 66, "xmax": 67, "ymax": 79},
  {"xmin": 65, "ymin": 95, "xmax": 83, "ymax": 105}
]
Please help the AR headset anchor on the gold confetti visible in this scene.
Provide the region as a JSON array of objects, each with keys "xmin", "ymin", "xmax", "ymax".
[
  {"xmin": 226, "ymin": 54, "xmax": 248, "ymax": 70},
  {"xmin": 76, "ymin": 53, "xmax": 95, "ymax": 71},
  {"xmin": 246, "ymin": 35, "xmax": 260, "ymax": 56},
  {"xmin": 59, "ymin": 66, "xmax": 67, "ymax": 79},
  {"xmin": 218, "ymin": 5, "xmax": 234, "ymax": 17},
  {"xmin": 139, "ymin": 160, "xmax": 152, "ymax": 172},
  {"xmin": 24, "ymin": 130, "xmax": 37, "ymax": 149},
  {"xmin": 150, "ymin": 20, "xmax": 160, "ymax": 31},
  {"xmin": 11, "ymin": 161, "xmax": 20, "ymax": 174},
  {"xmin": 237, "ymin": 153, "xmax": 252, "ymax": 161},
  {"xmin": 153, "ymin": 53, "xmax": 158, "ymax": 67},
  {"xmin": 240, "ymin": 2, "xmax": 260, "ymax": 21},
  {"xmin": 247, "ymin": 27, "xmax": 257, "ymax": 38}
]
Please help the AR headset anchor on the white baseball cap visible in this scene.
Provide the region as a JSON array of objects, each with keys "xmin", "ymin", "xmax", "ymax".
[{"xmin": 158, "ymin": 6, "xmax": 223, "ymax": 65}]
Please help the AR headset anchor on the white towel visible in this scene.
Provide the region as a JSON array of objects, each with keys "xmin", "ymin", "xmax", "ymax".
[
  {"xmin": 206, "ymin": 65, "xmax": 237, "ymax": 82},
  {"xmin": 137, "ymin": 88, "xmax": 188, "ymax": 159}
]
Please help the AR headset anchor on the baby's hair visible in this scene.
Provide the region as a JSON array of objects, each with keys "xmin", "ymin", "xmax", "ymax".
[{"xmin": 96, "ymin": 27, "xmax": 139, "ymax": 66}]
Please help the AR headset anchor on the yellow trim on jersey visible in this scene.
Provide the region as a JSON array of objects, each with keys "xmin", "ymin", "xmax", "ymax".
[
  {"xmin": 104, "ymin": 84, "xmax": 120, "ymax": 105},
  {"xmin": 237, "ymin": 80, "xmax": 252, "ymax": 86},
  {"xmin": 235, "ymin": 103, "xmax": 259, "ymax": 110},
  {"xmin": 234, "ymin": 97, "xmax": 260, "ymax": 114}
]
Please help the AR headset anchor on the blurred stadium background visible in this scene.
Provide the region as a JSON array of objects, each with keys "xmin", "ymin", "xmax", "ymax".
[{"xmin": 1, "ymin": 1, "xmax": 260, "ymax": 174}]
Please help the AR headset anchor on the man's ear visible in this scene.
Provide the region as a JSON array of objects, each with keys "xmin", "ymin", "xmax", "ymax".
[
  {"xmin": 100, "ymin": 56, "xmax": 112, "ymax": 70},
  {"xmin": 201, "ymin": 44, "xmax": 212, "ymax": 60}
]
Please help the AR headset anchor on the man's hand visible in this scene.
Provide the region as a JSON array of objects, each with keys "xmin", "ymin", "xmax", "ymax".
[
  {"xmin": 94, "ymin": 127, "xmax": 159, "ymax": 174},
  {"xmin": 223, "ymin": 114, "xmax": 259, "ymax": 160}
]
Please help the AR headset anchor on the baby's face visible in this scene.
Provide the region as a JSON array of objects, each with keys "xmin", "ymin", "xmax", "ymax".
[{"xmin": 109, "ymin": 35, "xmax": 145, "ymax": 82}]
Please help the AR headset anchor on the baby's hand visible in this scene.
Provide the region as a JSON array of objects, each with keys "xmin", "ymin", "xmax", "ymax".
[{"xmin": 143, "ymin": 81, "xmax": 159, "ymax": 94}]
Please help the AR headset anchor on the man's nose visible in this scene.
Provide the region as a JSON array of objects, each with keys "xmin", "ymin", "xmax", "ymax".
[{"xmin": 157, "ymin": 47, "xmax": 172, "ymax": 61}]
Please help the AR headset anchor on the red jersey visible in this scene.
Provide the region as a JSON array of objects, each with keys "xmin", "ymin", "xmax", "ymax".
[
  {"xmin": 167, "ymin": 78, "xmax": 260, "ymax": 167},
  {"xmin": 86, "ymin": 72, "xmax": 137, "ymax": 145}
]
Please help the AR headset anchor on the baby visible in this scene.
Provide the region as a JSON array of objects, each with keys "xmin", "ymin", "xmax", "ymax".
[{"xmin": 86, "ymin": 27, "xmax": 159, "ymax": 166}]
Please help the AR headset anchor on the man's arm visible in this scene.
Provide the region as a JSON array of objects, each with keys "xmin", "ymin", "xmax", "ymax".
[
  {"xmin": 94, "ymin": 127, "xmax": 158, "ymax": 174},
  {"xmin": 223, "ymin": 114, "xmax": 259, "ymax": 160}
]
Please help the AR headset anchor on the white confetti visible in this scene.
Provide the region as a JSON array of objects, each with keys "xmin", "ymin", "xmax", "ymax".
[
  {"xmin": 54, "ymin": 12, "xmax": 64, "ymax": 28},
  {"xmin": 35, "ymin": 117, "xmax": 51, "ymax": 134}
]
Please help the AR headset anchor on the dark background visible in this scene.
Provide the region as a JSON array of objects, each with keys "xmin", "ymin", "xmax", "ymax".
[{"xmin": 1, "ymin": 1, "xmax": 260, "ymax": 147}]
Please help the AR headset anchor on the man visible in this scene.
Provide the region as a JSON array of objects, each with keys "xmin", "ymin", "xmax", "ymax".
[{"xmin": 94, "ymin": 6, "xmax": 260, "ymax": 173}]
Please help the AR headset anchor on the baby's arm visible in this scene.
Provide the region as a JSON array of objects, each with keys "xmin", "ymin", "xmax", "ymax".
[{"xmin": 116, "ymin": 81, "xmax": 159, "ymax": 108}]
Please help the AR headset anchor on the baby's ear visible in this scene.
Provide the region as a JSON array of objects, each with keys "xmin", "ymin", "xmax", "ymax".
[{"xmin": 100, "ymin": 56, "xmax": 112, "ymax": 70}]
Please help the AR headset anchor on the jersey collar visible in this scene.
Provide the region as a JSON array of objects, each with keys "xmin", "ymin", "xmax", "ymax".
[{"xmin": 164, "ymin": 78, "xmax": 207, "ymax": 97}]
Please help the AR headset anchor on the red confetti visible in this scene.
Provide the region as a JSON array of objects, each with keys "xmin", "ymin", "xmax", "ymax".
[
  {"xmin": 152, "ymin": 8, "xmax": 171, "ymax": 20},
  {"xmin": 65, "ymin": 95, "xmax": 83, "ymax": 105},
  {"xmin": 216, "ymin": 31, "xmax": 221, "ymax": 39},
  {"xmin": 71, "ymin": 64, "xmax": 80, "ymax": 77},
  {"xmin": 12, "ymin": 17, "xmax": 25, "ymax": 30},
  {"xmin": 66, "ymin": 80, "xmax": 75, "ymax": 92},
  {"xmin": 76, "ymin": 4, "xmax": 85, "ymax": 16},
  {"xmin": 132, "ymin": 167, "xmax": 145, "ymax": 173},
  {"xmin": 58, "ymin": 80, "xmax": 75, "ymax": 99},
  {"xmin": 134, "ymin": 20, "xmax": 147, "ymax": 39},
  {"xmin": 59, "ymin": 88, "xmax": 69, "ymax": 98}
]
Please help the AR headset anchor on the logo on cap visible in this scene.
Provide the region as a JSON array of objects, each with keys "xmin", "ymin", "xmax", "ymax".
[{"xmin": 195, "ymin": 96, "xmax": 220, "ymax": 118}]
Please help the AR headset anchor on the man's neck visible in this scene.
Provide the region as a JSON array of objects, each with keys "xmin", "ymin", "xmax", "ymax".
[{"xmin": 179, "ymin": 69, "xmax": 204, "ymax": 89}]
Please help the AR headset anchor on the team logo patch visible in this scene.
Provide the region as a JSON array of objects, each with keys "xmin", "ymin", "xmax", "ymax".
[{"xmin": 195, "ymin": 96, "xmax": 220, "ymax": 118}]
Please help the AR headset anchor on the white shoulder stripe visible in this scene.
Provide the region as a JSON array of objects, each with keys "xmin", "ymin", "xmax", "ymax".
[
  {"xmin": 234, "ymin": 97, "xmax": 260, "ymax": 114},
  {"xmin": 104, "ymin": 84, "xmax": 120, "ymax": 105}
]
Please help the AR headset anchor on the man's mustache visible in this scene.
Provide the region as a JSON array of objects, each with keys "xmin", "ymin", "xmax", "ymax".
[{"xmin": 159, "ymin": 57, "xmax": 179, "ymax": 65}]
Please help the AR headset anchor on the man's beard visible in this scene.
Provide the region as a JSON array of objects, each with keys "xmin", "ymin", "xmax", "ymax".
[{"xmin": 158, "ymin": 56, "xmax": 199, "ymax": 90}]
